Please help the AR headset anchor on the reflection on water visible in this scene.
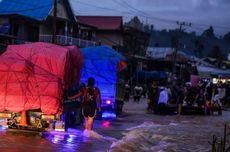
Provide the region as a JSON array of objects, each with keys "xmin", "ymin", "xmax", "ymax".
[
  {"xmin": 42, "ymin": 128, "xmax": 115, "ymax": 152},
  {"xmin": 0, "ymin": 127, "xmax": 113, "ymax": 152},
  {"xmin": 0, "ymin": 110, "xmax": 229, "ymax": 152}
]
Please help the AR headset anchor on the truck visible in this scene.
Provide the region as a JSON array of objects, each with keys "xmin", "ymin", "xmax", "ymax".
[
  {"xmin": 0, "ymin": 42, "xmax": 83, "ymax": 131},
  {"xmin": 79, "ymin": 46, "xmax": 126, "ymax": 118}
]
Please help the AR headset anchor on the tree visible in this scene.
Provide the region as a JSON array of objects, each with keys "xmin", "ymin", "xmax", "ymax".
[
  {"xmin": 209, "ymin": 45, "xmax": 223, "ymax": 68},
  {"xmin": 144, "ymin": 24, "xmax": 149, "ymax": 31},
  {"xmin": 194, "ymin": 40, "xmax": 204, "ymax": 58},
  {"xmin": 223, "ymin": 32, "xmax": 230, "ymax": 42},
  {"xmin": 126, "ymin": 16, "xmax": 143, "ymax": 30},
  {"xmin": 194, "ymin": 40, "xmax": 199, "ymax": 57},
  {"xmin": 171, "ymin": 35, "xmax": 178, "ymax": 48},
  {"xmin": 209, "ymin": 45, "xmax": 220, "ymax": 58},
  {"xmin": 150, "ymin": 24, "xmax": 154, "ymax": 31},
  {"xmin": 201, "ymin": 26, "xmax": 216, "ymax": 38},
  {"xmin": 161, "ymin": 29, "xmax": 167, "ymax": 33},
  {"xmin": 198, "ymin": 43, "xmax": 204, "ymax": 58}
]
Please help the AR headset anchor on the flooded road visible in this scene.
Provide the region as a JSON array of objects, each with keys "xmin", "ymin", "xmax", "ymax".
[{"xmin": 0, "ymin": 98, "xmax": 229, "ymax": 152}]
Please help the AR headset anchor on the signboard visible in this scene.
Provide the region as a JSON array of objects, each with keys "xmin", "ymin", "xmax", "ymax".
[{"xmin": 190, "ymin": 75, "xmax": 200, "ymax": 86}]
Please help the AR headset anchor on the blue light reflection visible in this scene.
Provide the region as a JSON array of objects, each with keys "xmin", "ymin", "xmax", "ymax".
[
  {"xmin": 102, "ymin": 112, "xmax": 116, "ymax": 118},
  {"xmin": 43, "ymin": 128, "xmax": 82, "ymax": 149}
]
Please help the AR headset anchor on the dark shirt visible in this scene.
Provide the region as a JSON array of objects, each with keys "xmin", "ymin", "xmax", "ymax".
[{"xmin": 82, "ymin": 87, "xmax": 100, "ymax": 109}]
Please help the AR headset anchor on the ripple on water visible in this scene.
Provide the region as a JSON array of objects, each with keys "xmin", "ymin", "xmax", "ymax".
[{"xmin": 109, "ymin": 119, "xmax": 219, "ymax": 152}]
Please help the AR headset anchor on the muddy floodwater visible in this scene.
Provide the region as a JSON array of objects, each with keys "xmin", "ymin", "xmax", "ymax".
[{"xmin": 0, "ymin": 99, "xmax": 229, "ymax": 152}]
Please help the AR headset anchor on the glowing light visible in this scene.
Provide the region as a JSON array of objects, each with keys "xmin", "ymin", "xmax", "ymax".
[
  {"xmin": 102, "ymin": 112, "xmax": 116, "ymax": 118},
  {"xmin": 222, "ymin": 79, "xmax": 226, "ymax": 83},
  {"xmin": 106, "ymin": 100, "xmax": 111, "ymax": 105},
  {"xmin": 212, "ymin": 78, "xmax": 230, "ymax": 84},
  {"xmin": 213, "ymin": 78, "xmax": 218, "ymax": 84},
  {"xmin": 0, "ymin": 126, "xmax": 7, "ymax": 132},
  {"xmin": 102, "ymin": 121, "xmax": 111, "ymax": 128},
  {"xmin": 51, "ymin": 135, "xmax": 64, "ymax": 144}
]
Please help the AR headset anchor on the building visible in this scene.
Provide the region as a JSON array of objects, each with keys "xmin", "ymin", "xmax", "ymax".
[
  {"xmin": 0, "ymin": 0, "xmax": 95, "ymax": 49},
  {"xmin": 146, "ymin": 47, "xmax": 196, "ymax": 82},
  {"xmin": 124, "ymin": 16, "xmax": 150, "ymax": 56},
  {"xmin": 146, "ymin": 47, "xmax": 189, "ymax": 62},
  {"xmin": 76, "ymin": 16, "xmax": 123, "ymax": 48},
  {"xmin": 122, "ymin": 17, "xmax": 151, "ymax": 83}
]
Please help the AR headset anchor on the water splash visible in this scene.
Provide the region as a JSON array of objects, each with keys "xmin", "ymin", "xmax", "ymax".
[
  {"xmin": 169, "ymin": 122, "xmax": 179, "ymax": 126},
  {"xmin": 126, "ymin": 121, "xmax": 163, "ymax": 131},
  {"xmin": 109, "ymin": 122, "xmax": 173, "ymax": 152},
  {"xmin": 83, "ymin": 129, "xmax": 117, "ymax": 142}
]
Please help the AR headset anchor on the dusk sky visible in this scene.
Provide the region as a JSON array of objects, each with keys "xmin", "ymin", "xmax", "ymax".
[{"xmin": 70, "ymin": 0, "xmax": 230, "ymax": 36}]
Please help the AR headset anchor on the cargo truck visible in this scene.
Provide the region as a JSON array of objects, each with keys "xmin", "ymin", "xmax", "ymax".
[{"xmin": 0, "ymin": 42, "xmax": 83, "ymax": 131}]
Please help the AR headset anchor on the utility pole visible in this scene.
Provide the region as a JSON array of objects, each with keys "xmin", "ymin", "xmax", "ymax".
[
  {"xmin": 171, "ymin": 21, "xmax": 191, "ymax": 80},
  {"xmin": 52, "ymin": 0, "xmax": 57, "ymax": 43}
]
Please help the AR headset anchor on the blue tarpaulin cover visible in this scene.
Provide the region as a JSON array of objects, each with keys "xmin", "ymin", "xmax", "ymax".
[
  {"xmin": 80, "ymin": 46, "xmax": 126, "ymax": 107},
  {"xmin": 0, "ymin": 0, "xmax": 53, "ymax": 21}
]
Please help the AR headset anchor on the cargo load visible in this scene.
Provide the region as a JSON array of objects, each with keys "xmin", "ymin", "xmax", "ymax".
[{"xmin": 0, "ymin": 42, "xmax": 83, "ymax": 130}]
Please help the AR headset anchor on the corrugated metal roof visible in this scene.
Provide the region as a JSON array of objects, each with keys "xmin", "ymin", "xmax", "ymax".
[
  {"xmin": 0, "ymin": 0, "xmax": 53, "ymax": 21},
  {"xmin": 197, "ymin": 65, "xmax": 230, "ymax": 78},
  {"xmin": 76, "ymin": 16, "xmax": 123, "ymax": 30}
]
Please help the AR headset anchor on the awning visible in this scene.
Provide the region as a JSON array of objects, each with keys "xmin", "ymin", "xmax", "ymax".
[{"xmin": 136, "ymin": 70, "xmax": 168, "ymax": 80}]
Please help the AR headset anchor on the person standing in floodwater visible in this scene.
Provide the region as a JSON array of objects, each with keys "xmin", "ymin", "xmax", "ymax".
[
  {"xmin": 68, "ymin": 77, "xmax": 102, "ymax": 130},
  {"xmin": 124, "ymin": 82, "xmax": 130, "ymax": 102},
  {"xmin": 134, "ymin": 84, "xmax": 143, "ymax": 102},
  {"xmin": 176, "ymin": 83, "xmax": 185, "ymax": 115},
  {"xmin": 147, "ymin": 81, "xmax": 159, "ymax": 113}
]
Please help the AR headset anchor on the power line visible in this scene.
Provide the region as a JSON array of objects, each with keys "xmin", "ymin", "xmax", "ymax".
[
  {"xmin": 114, "ymin": 0, "xmax": 230, "ymax": 31},
  {"xmin": 172, "ymin": 21, "xmax": 191, "ymax": 79},
  {"xmin": 72, "ymin": 0, "xmax": 230, "ymax": 32},
  {"xmin": 115, "ymin": 0, "xmax": 176, "ymax": 24},
  {"xmin": 71, "ymin": 0, "xmax": 133, "ymax": 15},
  {"xmin": 117, "ymin": 0, "xmax": 230, "ymax": 32},
  {"xmin": 73, "ymin": 0, "xmax": 230, "ymax": 35},
  {"xmin": 192, "ymin": 23, "xmax": 230, "ymax": 30},
  {"xmin": 111, "ymin": 0, "xmax": 137, "ymax": 14},
  {"xmin": 72, "ymin": 0, "xmax": 176, "ymax": 24},
  {"xmin": 118, "ymin": 0, "xmax": 150, "ymax": 17}
]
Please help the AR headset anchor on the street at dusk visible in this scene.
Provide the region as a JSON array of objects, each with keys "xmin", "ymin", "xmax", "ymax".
[
  {"xmin": 0, "ymin": 0, "xmax": 230, "ymax": 152},
  {"xmin": 0, "ymin": 98, "xmax": 230, "ymax": 152}
]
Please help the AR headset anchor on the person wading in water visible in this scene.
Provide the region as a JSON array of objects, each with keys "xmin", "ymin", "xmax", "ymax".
[{"xmin": 68, "ymin": 77, "xmax": 102, "ymax": 130}]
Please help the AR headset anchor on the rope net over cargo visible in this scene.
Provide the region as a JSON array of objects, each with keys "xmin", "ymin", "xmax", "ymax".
[{"xmin": 0, "ymin": 42, "xmax": 83, "ymax": 114}]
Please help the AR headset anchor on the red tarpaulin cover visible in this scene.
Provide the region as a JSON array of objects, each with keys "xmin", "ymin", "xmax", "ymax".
[{"xmin": 0, "ymin": 42, "xmax": 83, "ymax": 114}]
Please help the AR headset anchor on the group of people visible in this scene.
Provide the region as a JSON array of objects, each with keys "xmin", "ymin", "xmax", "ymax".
[
  {"xmin": 146, "ymin": 80, "xmax": 229, "ymax": 115},
  {"xmin": 66, "ymin": 77, "xmax": 229, "ymax": 131},
  {"xmin": 124, "ymin": 83, "xmax": 146, "ymax": 102}
]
